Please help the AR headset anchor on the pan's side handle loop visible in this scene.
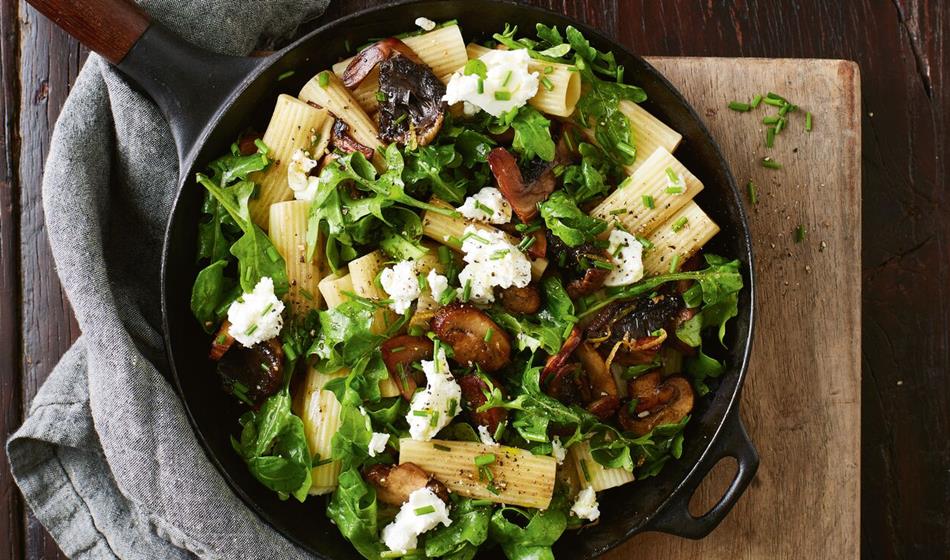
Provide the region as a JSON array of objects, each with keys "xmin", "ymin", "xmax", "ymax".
[
  {"xmin": 26, "ymin": 0, "xmax": 150, "ymax": 64},
  {"xmin": 646, "ymin": 409, "xmax": 759, "ymax": 539}
]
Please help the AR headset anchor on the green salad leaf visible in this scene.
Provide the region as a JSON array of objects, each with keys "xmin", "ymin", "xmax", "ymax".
[
  {"xmin": 489, "ymin": 502, "xmax": 568, "ymax": 560},
  {"xmin": 425, "ymin": 498, "xmax": 492, "ymax": 559},
  {"xmin": 327, "ymin": 468, "xmax": 384, "ymax": 560},
  {"xmin": 539, "ymin": 191, "xmax": 608, "ymax": 247},
  {"xmin": 511, "ymin": 106, "xmax": 556, "ymax": 162},
  {"xmin": 190, "ymin": 259, "xmax": 236, "ymax": 333}
]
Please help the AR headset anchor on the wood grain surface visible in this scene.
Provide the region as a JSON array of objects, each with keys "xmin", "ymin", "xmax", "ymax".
[{"xmin": 1, "ymin": 1, "xmax": 946, "ymax": 559}]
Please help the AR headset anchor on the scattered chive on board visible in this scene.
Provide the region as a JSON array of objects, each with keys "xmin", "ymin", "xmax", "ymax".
[
  {"xmin": 728, "ymin": 101, "xmax": 752, "ymax": 112},
  {"xmin": 795, "ymin": 224, "xmax": 807, "ymax": 243},
  {"xmin": 761, "ymin": 157, "xmax": 782, "ymax": 170},
  {"xmin": 747, "ymin": 181, "xmax": 758, "ymax": 204}
]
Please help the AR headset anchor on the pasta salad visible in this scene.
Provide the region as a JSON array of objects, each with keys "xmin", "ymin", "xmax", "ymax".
[{"xmin": 190, "ymin": 20, "xmax": 743, "ymax": 560}]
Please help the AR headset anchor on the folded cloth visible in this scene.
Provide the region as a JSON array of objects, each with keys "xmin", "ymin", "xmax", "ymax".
[{"xmin": 7, "ymin": 1, "xmax": 330, "ymax": 557}]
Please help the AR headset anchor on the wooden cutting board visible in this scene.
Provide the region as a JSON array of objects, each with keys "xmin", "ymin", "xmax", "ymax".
[{"xmin": 605, "ymin": 58, "xmax": 861, "ymax": 559}]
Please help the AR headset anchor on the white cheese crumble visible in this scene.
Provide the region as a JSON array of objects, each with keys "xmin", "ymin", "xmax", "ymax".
[
  {"xmin": 571, "ymin": 486, "xmax": 601, "ymax": 522},
  {"xmin": 415, "ymin": 16, "xmax": 437, "ymax": 31},
  {"xmin": 444, "ymin": 49, "xmax": 540, "ymax": 117},
  {"xmin": 516, "ymin": 332, "xmax": 542, "ymax": 352},
  {"xmin": 380, "ymin": 260, "xmax": 422, "ymax": 315},
  {"xmin": 368, "ymin": 432, "xmax": 390, "ymax": 457},
  {"xmin": 381, "ymin": 487, "xmax": 452, "ymax": 553},
  {"xmin": 226, "ymin": 277, "xmax": 285, "ymax": 347},
  {"xmin": 408, "ymin": 348, "xmax": 462, "ymax": 441},
  {"xmin": 456, "ymin": 187, "xmax": 512, "ymax": 224},
  {"xmin": 427, "ymin": 269, "xmax": 450, "ymax": 303},
  {"xmin": 551, "ymin": 435, "xmax": 566, "ymax": 464},
  {"xmin": 458, "ymin": 226, "xmax": 532, "ymax": 304},
  {"xmin": 602, "ymin": 229, "xmax": 645, "ymax": 287},
  {"xmin": 478, "ymin": 425, "xmax": 499, "ymax": 447},
  {"xmin": 287, "ymin": 149, "xmax": 321, "ymax": 202}
]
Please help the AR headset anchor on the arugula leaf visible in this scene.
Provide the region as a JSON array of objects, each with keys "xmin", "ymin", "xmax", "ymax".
[
  {"xmin": 380, "ymin": 207, "xmax": 429, "ymax": 261},
  {"xmin": 190, "ymin": 260, "xmax": 235, "ymax": 332},
  {"xmin": 538, "ymin": 191, "xmax": 608, "ymax": 247},
  {"xmin": 489, "ymin": 504, "xmax": 568, "ymax": 560},
  {"xmin": 685, "ymin": 348, "xmax": 725, "ymax": 396},
  {"xmin": 511, "ymin": 106, "xmax": 556, "ymax": 162},
  {"xmin": 311, "ymin": 297, "xmax": 385, "ymax": 371},
  {"xmin": 403, "ymin": 143, "xmax": 468, "ymax": 203},
  {"xmin": 561, "ymin": 142, "xmax": 615, "ymax": 203},
  {"xmin": 326, "ymin": 468, "xmax": 384, "ymax": 560},
  {"xmin": 425, "ymin": 498, "xmax": 492, "ymax": 559}
]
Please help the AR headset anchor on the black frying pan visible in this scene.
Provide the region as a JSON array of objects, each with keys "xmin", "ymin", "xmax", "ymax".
[{"xmin": 28, "ymin": 0, "xmax": 758, "ymax": 557}]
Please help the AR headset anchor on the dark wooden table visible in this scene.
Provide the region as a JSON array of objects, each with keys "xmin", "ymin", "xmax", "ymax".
[{"xmin": 1, "ymin": 1, "xmax": 946, "ymax": 558}]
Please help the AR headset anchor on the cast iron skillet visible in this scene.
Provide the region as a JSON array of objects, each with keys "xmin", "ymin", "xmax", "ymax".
[{"xmin": 29, "ymin": 0, "xmax": 758, "ymax": 557}]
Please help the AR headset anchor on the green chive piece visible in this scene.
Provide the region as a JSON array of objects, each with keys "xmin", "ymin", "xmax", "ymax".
[
  {"xmin": 493, "ymin": 90, "xmax": 511, "ymax": 101},
  {"xmin": 593, "ymin": 259, "xmax": 614, "ymax": 270},
  {"xmin": 609, "ymin": 208, "xmax": 626, "ymax": 216},
  {"xmin": 375, "ymin": 91, "xmax": 387, "ymax": 102},
  {"xmin": 765, "ymin": 126, "xmax": 776, "ymax": 148},
  {"xmin": 477, "ymin": 78, "xmax": 484, "ymax": 94},
  {"xmin": 502, "ymin": 70, "xmax": 512, "ymax": 87},
  {"xmin": 429, "ymin": 410, "xmax": 440, "ymax": 427},
  {"xmin": 277, "ymin": 70, "xmax": 295, "ymax": 81},
  {"xmin": 461, "ymin": 279, "xmax": 472, "ymax": 302},
  {"xmin": 490, "ymin": 249, "xmax": 509, "ymax": 260},
  {"xmin": 728, "ymin": 101, "xmax": 751, "ymax": 112},
  {"xmin": 805, "ymin": 111, "xmax": 813, "ymax": 132},
  {"xmin": 747, "ymin": 181, "xmax": 758, "ymax": 204},
  {"xmin": 763, "ymin": 97, "xmax": 784, "ymax": 107},
  {"xmin": 774, "ymin": 116, "xmax": 786, "ymax": 134},
  {"xmin": 635, "ymin": 235, "xmax": 654, "ymax": 250},
  {"xmin": 669, "ymin": 253, "xmax": 681, "ymax": 273},
  {"xmin": 244, "ymin": 324, "xmax": 258, "ymax": 336},
  {"xmin": 580, "ymin": 459, "xmax": 591, "ymax": 482},
  {"xmin": 471, "ymin": 499, "xmax": 493, "ymax": 506},
  {"xmin": 795, "ymin": 224, "xmax": 807, "ymax": 243},
  {"xmin": 642, "ymin": 195, "xmax": 655, "ymax": 209},
  {"xmin": 762, "ymin": 115, "xmax": 781, "ymax": 125},
  {"xmin": 761, "ymin": 157, "xmax": 782, "ymax": 170},
  {"xmin": 484, "ymin": 328, "xmax": 493, "ymax": 343},
  {"xmin": 616, "ymin": 141, "xmax": 637, "ymax": 158},
  {"xmin": 544, "ymin": 65, "xmax": 554, "ymax": 74},
  {"xmin": 474, "ymin": 453, "xmax": 496, "ymax": 467},
  {"xmin": 464, "ymin": 59, "xmax": 488, "ymax": 78},
  {"xmin": 447, "ymin": 398, "xmax": 458, "ymax": 416},
  {"xmin": 766, "ymin": 91, "xmax": 787, "ymax": 101},
  {"xmin": 317, "ymin": 71, "xmax": 330, "ymax": 88},
  {"xmin": 414, "ymin": 505, "xmax": 436, "ymax": 516},
  {"xmin": 665, "ymin": 186, "xmax": 684, "ymax": 194},
  {"xmin": 412, "ymin": 410, "xmax": 429, "ymax": 417},
  {"xmin": 434, "ymin": 443, "xmax": 451, "ymax": 452},
  {"xmin": 540, "ymin": 76, "xmax": 554, "ymax": 91},
  {"xmin": 671, "ymin": 217, "xmax": 689, "ymax": 232},
  {"xmin": 750, "ymin": 94, "xmax": 763, "ymax": 108},
  {"xmin": 393, "ymin": 113, "xmax": 407, "ymax": 125},
  {"xmin": 417, "ymin": 273, "xmax": 428, "ymax": 292}
]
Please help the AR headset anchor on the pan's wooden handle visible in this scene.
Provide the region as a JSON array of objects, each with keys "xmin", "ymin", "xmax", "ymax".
[{"xmin": 26, "ymin": 0, "xmax": 150, "ymax": 64}]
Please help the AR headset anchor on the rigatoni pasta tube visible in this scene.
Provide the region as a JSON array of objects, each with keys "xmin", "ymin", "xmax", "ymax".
[
  {"xmin": 248, "ymin": 95, "xmax": 332, "ymax": 228},
  {"xmin": 569, "ymin": 440, "xmax": 635, "ymax": 492},
  {"xmin": 298, "ymin": 71, "xmax": 384, "ymax": 166},
  {"xmin": 399, "ymin": 438, "xmax": 558, "ymax": 509},
  {"xmin": 591, "ymin": 147, "xmax": 703, "ymax": 237},
  {"xmin": 465, "ymin": 44, "xmax": 581, "ymax": 117},
  {"xmin": 580, "ymin": 100, "xmax": 682, "ymax": 175},
  {"xmin": 346, "ymin": 251, "xmax": 401, "ymax": 398},
  {"xmin": 318, "ymin": 271, "xmax": 354, "ymax": 309},
  {"xmin": 642, "ymin": 200, "xmax": 720, "ymax": 276},
  {"xmin": 332, "ymin": 25, "xmax": 469, "ymax": 113},
  {"xmin": 297, "ymin": 367, "xmax": 347, "ymax": 495},
  {"xmin": 269, "ymin": 200, "xmax": 323, "ymax": 314},
  {"xmin": 421, "ymin": 199, "xmax": 548, "ymax": 280}
]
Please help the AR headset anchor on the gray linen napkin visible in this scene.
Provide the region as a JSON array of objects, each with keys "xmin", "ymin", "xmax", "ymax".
[{"xmin": 7, "ymin": 1, "xmax": 330, "ymax": 558}]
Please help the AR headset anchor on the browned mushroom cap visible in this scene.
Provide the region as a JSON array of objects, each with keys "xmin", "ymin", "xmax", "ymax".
[
  {"xmin": 209, "ymin": 320, "xmax": 235, "ymax": 361},
  {"xmin": 542, "ymin": 362, "xmax": 592, "ymax": 405},
  {"xmin": 586, "ymin": 395, "xmax": 620, "ymax": 421},
  {"xmin": 430, "ymin": 304, "xmax": 512, "ymax": 372},
  {"xmin": 217, "ymin": 338, "xmax": 283, "ymax": 408},
  {"xmin": 487, "ymin": 147, "xmax": 557, "ymax": 223},
  {"xmin": 381, "ymin": 335, "xmax": 433, "ymax": 400},
  {"xmin": 575, "ymin": 341, "xmax": 617, "ymax": 398},
  {"xmin": 237, "ymin": 130, "xmax": 262, "ymax": 155},
  {"xmin": 363, "ymin": 462, "xmax": 449, "ymax": 506},
  {"xmin": 545, "ymin": 230, "xmax": 612, "ymax": 299},
  {"xmin": 542, "ymin": 326, "xmax": 582, "ymax": 380},
  {"xmin": 331, "ymin": 120, "xmax": 375, "ymax": 161},
  {"xmin": 458, "ymin": 374, "xmax": 508, "ymax": 435},
  {"xmin": 585, "ymin": 294, "xmax": 682, "ymax": 351},
  {"xmin": 619, "ymin": 371, "xmax": 694, "ymax": 435},
  {"xmin": 342, "ymin": 37, "xmax": 424, "ymax": 88},
  {"xmin": 499, "ymin": 285, "xmax": 542, "ymax": 315},
  {"xmin": 378, "ymin": 55, "xmax": 446, "ymax": 147},
  {"xmin": 526, "ymin": 228, "xmax": 547, "ymax": 259}
]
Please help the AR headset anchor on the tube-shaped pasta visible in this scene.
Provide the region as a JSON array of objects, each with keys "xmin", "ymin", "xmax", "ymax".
[
  {"xmin": 421, "ymin": 199, "xmax": 548, "ymax": 279},
  {"xmin": 332, "ymin": 25, "xmax": 469, "ymax": 113},
  {"xmin": 580, "ymin": 99, "xmax": 682, "ymax": 175},
  {"xmin": 318, "ymin": 271, "xmax": 354, "ymax": 309},
  {"xmin": 464, "ymin": 44, "xmax": 581, "ymax": 117},
  {"xmin": 642, "ymin": 200, "xmax": 720, "ymax": 276},
  {"xmin": 399, "ymin": 438, "xmax": 558, "ymax": 509},
  {"xmin": 568, "ymin": 440, "xmax": 635, "ymax": 492},
  {"xmin": 297, "ymin": 366, "xmax": 347, "ymax": 495},
  {"xmin": 269, "ymin": 200, "xmax": 323, "ymax": 314},
  {"xmin": 346, "ymin": 251, "xmax": 401, "ymax": 398},
  {"xmin": 298, "ymin": 71, "xmax": 384, "ymax": 166},
  {"xmin": 591, "ymin": 147, "xmax": 703, "ymax": 237},
  {"xmin": 248, "ymin": 95, "xmax": 333, "ymax": 228}
]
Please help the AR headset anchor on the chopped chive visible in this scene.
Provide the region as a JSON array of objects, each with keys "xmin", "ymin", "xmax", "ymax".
[
  {"xmin": 766, "ymin": 91, "xmax": 786, "ymax": 101},
  {"xmin": 750, "ymin": 94, "xmax": 763, "ymax": 108},
  {"xmin": 671, "ymin": 217, "xmax": 689, "ymax": 232},
  {"xmin": 393, "ymin": 113, "xmax": 407, "ymax": 125},
  {"xmin": 762, "ymin": 115, "xmax": 781, "ymax": 125},
  {"xmin": 616, "ymin": 141, "xmax": 637, "ymax": 158},
  {"xmin": 642, "ymin": 195, "xmax": 655, "ymax": 209},
  {"xmin": 260, "ymin": 362, "xmax": 270, "ymax": 373},
  {"xmin": 593, "ymin": 259, "xmax": 614, "ymax": 270},
  {"xmin": 795, "ymin": 224, "xmax": 807, "ymax": 242},
  {"xmin": 580, "ymin": 459, "xmax": 591, "ymax": 482},
  {"xmin": 477, "ymin": 78, "xmax": 484, "ymax": 94},
  {"xmin": 438, "ymin": 245, "xmax": 451, "ymax": 265},
  {"xmin": 484, "ymin": 328, "xmax": 493, "ymax": 343},
  {"xmin": 464, "ymin": 59, "xmax": 488, "ymax": 78},
  {"xmin": 763, "ymin": 97, "xmax": 784, "ymax": 107},
  {"xmin": 540, "ymin": 76, "xmax": 554, "ymax": 91},
  {"xmin": 461, "ymin": 231, "xmax": 490, "ymax": 244},
  {"xmin": 490, "ymin": 249, "xmax": 509, "ymax": 260},
  {"xmin": 312, "ymin": 458, "xmax": 333, "ymax": 467},
  {"xmin": 277, "ymin": 70, "xmax": 295, "ymax": 81},
  {"xmin": 502, "ymin": 70, "xmax": 513, "ymax": 87},
  {"xmin": 244, "ymin": 324, "xmax": 258, "ymax": 336},
  {"xmin": 543, "ymin": 65, "xmax": 554, "ymax": 74},
  {"xmin": 747, "ymin": 181, "xmax": 758, "ymax": 204},
  {"xmin": 516, "ymin": 235, "xmax": 536, "ymax": 252},
  {"xmin": 434, "ymin": 443, "xmax": 451, "ymax": 452},
  {"xmin": 765, "ymin": 126, "xmax": 776, "ymax": 148},
  {"xmin": 429, "ymin": 410, "xmax": 440, "ymax": 427},
  {"xmin": 669, "ymin": 253, "xmax": 681, "ymax": 273},
  {"xmin": 609, "ymin": 208, "xmax": 626, "ymax": 215},
  {"xmin": 805, "ymin": 111, "xmax": 813, "ymax": 131},
  {"xmin": 412, "ymin": 410, "xmax": 429, "ymax": 417},
  {"xmin": 414, "ymin": 505, "xmax": 436, "ymax": 516},
  {"xmin": 390, "ymin": 346, "xmax": 406, "ymax": 354},
  {"xmin": 474, "ymin": 200, "xmax": 494, "ymax": 216},
  {"xmin": 375, "ymin": 91, "xmax": 387, "ymax": 102},
  {"xmin": 474, "ymin": 453, "xmax": 496, "ymax": 467},
  {"xmin": 461, "ymin": 279, "xmax": 473, "ymax": 302},
  {"xmin": 636, "ymin": 235, "xmax": 653, "ymax": 250},
  {"xmin": 665, "ymin": 186, "xmax": 684, "ymax": 194},
  {"xmin": 471, "ymin": 499, "xmax": 493, "ymax": 506},
  {"xmin": 616, "ymin": 65, "xmax": 625, "ymax": 82},
  {"xmin": 774, "ymin": 116, "xmax": 786, "ymax": 134},
  {"xmin": 761, "ymin": 157, "xmax": 782, "ymax": 169},
  {"xmin": 317, "ymin": 71, "xmax": 330, "ymax": 88},
  {"xmin": 261, "ymin": 302, "xmax": 274, "ymax": 315},
  {"xmin": 494, "ymin": 90, "xmax": 511, "ymax": 101},
  {"xmin": 266, "ymin": 246, "xmax": 281, "ymax": 262},
  {"xmin": 447, "ymin": 398, "xmax": 458, "ymax": 416},
  {"xmin": 299, "ymin": 288, "xmax": 314, "ymax": 301},
  {"xmin": 417, "ymin": 273, "xmax": 428, "ymax": 292},
  {"xmin": 728, "ymin": 101, "xmax": 751, "ymax": 112},
  {"xmin": 439, "ymin": 288, "xmax": 457, "ymax": 306}
]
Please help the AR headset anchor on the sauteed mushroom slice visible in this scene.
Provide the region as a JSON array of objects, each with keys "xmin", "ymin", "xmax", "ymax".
[
  {"xmin": 364, "ymin": 462, "xmax": 449, "ymax": 506},
  {"xmin": 217, "ymin": 338, "xmax": 283, "ymax": 408},
  {"xmin": 431, "ymin": 304, "xmax": 511, "ymax": 372},
  {"xmin": 575, "ymin": 341, "xmax": 617, "ymax": 398},
  {"xmin": 209, "ymin": 320, "xmax": 235, "ymax": 361},
  {"xmin": 378, "ymin": 55, "xmax": 446, "ymax": 146},
  {"xmin": 342, "ymin": 37, "xmax": 424, "ymax": 88},
  {"xmin": 499, "ymin": 285, "xmax": 542, "ymax": 315},
  {"xmin": 542, "ymin": 362, "xmax": 592, "ymax": 405},
  {"xmin": 541, "ymin": 326, "xmax": 583, "ymax": 380},
  {"xmin": 619, "ymin": 371, "xmax": 694, "ymax": 435},
  {"xmin": 458, "ymin": 374, "xmax": 508, "ymax": 435},
  {"xmin": 487, "ymin": 147, "xmax": 557, "ymax": 223},
  {"xmin": 585, "ymin": 294, "xmax": 683, "ymax": 350},
  {"xmin": 381, "ymin": 335, "xmax": 434, "ymax": 400},
  {"xmin": 545, "ymin": 230, "xmax": 611, "ymax": 298},
  {"xmin": 331, "ymin": 120, "xmax": 375, "ymax": 160},
  {"xmin": 586, "ymin": 395, "xmax": 620, "ymax": 421}
]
